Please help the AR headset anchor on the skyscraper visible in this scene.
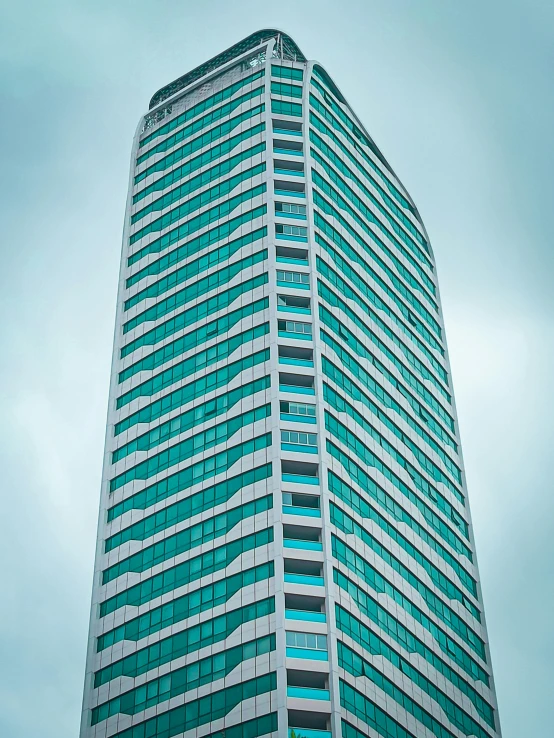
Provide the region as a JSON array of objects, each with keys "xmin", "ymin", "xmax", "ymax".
[{"xmin": 80, "ymin": 28, "xmax": 501, "ymax": 738}]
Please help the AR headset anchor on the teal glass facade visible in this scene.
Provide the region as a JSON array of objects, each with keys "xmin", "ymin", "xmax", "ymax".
[{"xmin": 80, "ymin": 29, "xmax": 501, "ymax": 738}]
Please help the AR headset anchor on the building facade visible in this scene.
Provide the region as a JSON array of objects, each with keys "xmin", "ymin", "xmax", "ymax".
[{"xmin": 80, "ymin": 29, "xmax": 501, "ymax": 738}]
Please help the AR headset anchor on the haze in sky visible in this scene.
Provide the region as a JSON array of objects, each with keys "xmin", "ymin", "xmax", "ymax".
[{"xmin": 0, "ymin": 1, "xmax": 552, "ymax": 737}]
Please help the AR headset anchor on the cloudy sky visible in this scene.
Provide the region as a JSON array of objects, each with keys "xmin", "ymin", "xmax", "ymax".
[{"xmin": 0, "ymin": 1, "xmax": 552, "ymax": 736}]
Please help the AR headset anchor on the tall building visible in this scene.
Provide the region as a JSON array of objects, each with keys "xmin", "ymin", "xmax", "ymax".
[{"xmin": 80, "ymin": 29, "xmax": 501, "ymax": 738}]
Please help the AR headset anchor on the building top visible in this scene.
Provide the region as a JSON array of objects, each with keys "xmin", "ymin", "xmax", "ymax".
[{"xmin": 149, "ymin": 28, "xmax": 306, "ymax": 109}]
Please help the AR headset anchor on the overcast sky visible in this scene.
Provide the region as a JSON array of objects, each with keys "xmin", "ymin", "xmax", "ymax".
[{"xmin": 0, "ymin": 1, "xmax": 552, "ymax": 736}]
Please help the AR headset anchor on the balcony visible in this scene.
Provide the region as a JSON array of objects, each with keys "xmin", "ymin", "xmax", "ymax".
[
  {"xmin": 280, "ymin": 386, "xmax": 315, "ymax": 396},
  {"xmin": 279, "ymin": 358, "xmax": 314, "ymax": 369},
  {"xmin": 281, "ymin": 443, "xmax": 318, "ymax": 455},
  {"xmin": 285, "ymin": 594, "xmax": 326, "ymax": 622},
  {"xmin": 284, "ymin": 539, "xmax": 323, "ymax": 552},
  {"xmin": 278, "ymin": 307, "xmax": 311, "ymax": 316},
  {"xmin": 284, "ymin": 573, "xmax": 324, "ymax": 586},
  {"xmin": 286, "ymin": 630, "xmax": 328, "ymax": 661},
  {"xmin": 283, "ymin": 504, "xmax": 321, "ymax": 517},
  {"xmin": 286, "ymin": 646, "xmax": 328, "ymax": 661},
  {"xmin": 272, "ymin": 119, "xmax": 303, "ymax": 137},
  {"xmin": 279, "ymin": 346, "xmax": 314, "ymax": 369},
  {"xmin": 284, "ymin": 522, "xmax": 322, "ymax": 550},
  {"xmin": 282, "ymin": 474, "xmax": 319, "ymax": 486},
  {"xmin": 279, "ymin": 372, "xmax": 315, "ymax": 396},
  {"xmin": 276, "ymin": 223, "xmax": 308, "ymax": 242},
  {"xmin": 278, "ymin": 318, "xmax": 313, "ymax": 342},
  {"xmin": 281, "ymin": 413, "xmax": 316, "ymax": 426},
  {"xmin": 285, "ymin": 609, "xmax": 326, "ymax": 623},
  {"xmin": 277, "ymin": 209, "xmax": 307, "ymax": 220},
  {"xmin": 287, "ymin": 686, "xmax": 330, "ymax": 701},
  {"xmin": 276, "ymin": 245, "xmax": 309, "ymax": 266},
  {"xmin": 278, "ymin": 294, "xmax": 311, "ymax": 315},
  {"xmin": 274, "ymin": 158, "xmax": 305, "ymax": 177},
  {"xmin": 282, "ymin": 492, "xmax": 320, "ymax": 519},
  {"xmin": 282, "ymin": 460, "xmax": 319, "ymax": 487},
  {"xmin": 274, "ymin": 139, "xmax": 304, "ymax": 157},
  {"xmin": 278, "ymin": 280, "xmax": 310, "ymax": 291},
  {"xmin": 284, "ymin": 558, "xmax": 324, "ymax": 588},
  {"xmin": 274, "ymin": 179, "xmax": 305, "ymax": 198},
  {"xmin": 289, "ymin": 707, "xmax": 331, "ymax": 738}
]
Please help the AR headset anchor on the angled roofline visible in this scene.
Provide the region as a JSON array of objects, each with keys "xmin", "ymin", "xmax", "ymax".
[
  {"xmin": 310, "ymin": 60, "xmax": 432, "ymax": 245},
  {"xmin": 146, "ymin": 29, "xmax": 430, "ymax": 248},
  {"xmin": 149, "ymin": 28, "xmax": 306, "ymax": 110}
]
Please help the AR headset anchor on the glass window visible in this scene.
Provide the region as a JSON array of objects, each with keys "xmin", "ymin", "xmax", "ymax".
[
  {"xmin": 280, "ymin": 400, "xmax": 316, "ymax": 417},
  {"xmin": 276, "ymin": 223, "xmax": 307, "ymax": 238},
  {"xmin": 271, "ymin": 99, "xmax": 302, "ymax": 116},
  {"xmin": 271, "ymin": 64, "xmax": 303, "ymax": 81},
  {"xmin": 99, "ymin": 528, "xmax": 274, "ymax": 618},
  {"xmin": 286, "ymin": 631, "xmax": 327, "ymax": 649},
  {"xmin": 276, "ymin": 270, "xmax": 309, "ymax": 286},
  {"xmin": 277, "ymin": 320, "xmax": 312, "ymax": 335},
  {"xmin": 281, "ymin": 431, "xmax": 317, "ymax": 447},
  {"xmin": 271, "ymin": 81, "xmax": 303, "ymax": 98},
  {"xmin": 275, "ymin": 202, "xmax": 306, "ymax": 216},
  {"xmin": 136, "ymin": 103, "xmax": 265, "ymax": 184}
]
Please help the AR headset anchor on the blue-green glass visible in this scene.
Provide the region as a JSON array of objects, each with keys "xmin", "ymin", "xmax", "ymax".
[
  {"xmin": 120, "ymin": 276, "xmax": 268, "ymax": 361},
  {"xmin": 271, "ymin": 80, "xmax": 303, "ymax": 98},
  {"xmin": 101, "ymin": 674, "xmax": 277, "ymax": 738},
  {"xmin": 116, "ymin": 322, "xmax": 269, "ymax": 408},
  {"xmin": 311, "ymin": 128, "xmax": 428, "ymax": 259},
  {"xmin": 332, "ymin": 537, "xmax": 487, "ymax": 677},
  {"xmin": 97, "ymin": 561, "xmax": 274, "ymax": 651},
  {"xmin": 95, "ymin": 596, "xmax": 275, "ymax": 685},
  {"xmin": 139, "ymin": 69, "xmax": 265, "ymax": 148},
  {"xmin": 130, "ymin": 164, "xmax": 266, "ymax": 243},
  {"xmin": 310, "ymin": 111, "xmax": 425, "ymax": 246},
  {"xmin": 334, "ymin": 570, "xmax": 493, "ymax": 716},
  {"xmin": 336, "ymin": 606, "xmax": 495, "ymax": 731},
  {"xmin": 107, "ymin": 435, "xmax": 271, "ymax": 521},
  {"xmin": 318, "ymin": 233, "xmax": 443, "ymax": 355},
  {"xmin": 328, "ymin": 470, "xmax": 477, "ymax": 596},
  {"xmin": 123, "ymin": 252, "xmax": 267, "ymax": 334},
  {"xmin": 126, "ymin": 213, "xmax": 266, "ymax": 288},
  {"xmin": 92, "ymin": 635, "xmax": 275, "ymax": 723},
  {"xmin": 330, "ymin": 501, "xmax": 479, "ymax": 619},
  {"xmin": 110, "ymin": 403, "xmax": 271, "ymax": 491},
  {"xmin": 314, "ymin": 189, "xmax": 437, "ymax": 310},
  {"xmin": 128, "ymin": 184, "xmax": 266, "ymax": 265},
  {"xmin": 310, "ymin": 74, "xmax": 420, "ymax": 219},
  {"xmin": 272, "ymin": 64, "xmax": 303, "ymax": 81},
  {"xmin": 271, "ymin": 99, "xmax": 302, "ymax": 117},
  {"xmin": 319, "ymin": 290, "xmax": 454, "ymax": 422},
  {"xmin": 318, "ymin": 255, "xmax": 448, "ymax": 388},
  {"xmin": 312, "ymin": 170, "xmax": 436, "ymax": 296},
  {"xmin": 115, "ymin": 349, "xmax": 269, "ymax": 435},
  {"xmin": 99, "ymin": 527, "xmax": 273, "ymax": 616},
  {"xmin": 327, "ymin": 440, "xmax": 472, "ymax": 561},
  {"xmin": 321, "ymin": 330, "xmax": 456, "ymax": 450},
  {"xmin": 133, "ymin": 123, "xmax": 265, "ymax": 204},
  {"xmin": 125, "ymin": 227, "xmax": 266, "ymax": 310},
  {"xmin": 112, "ymin": 375, "xmax": 270, "ymax": 462},
  {"xmin": 135, "ymin": 102, "xmax": 265, "ymax": 182},
  {"xmin": 325, "ymin": 412, "xmax": 468, "ymax": 536},
  {"xmin": 132, "ymin": 142, "xmax": 266, "ymax": 225},
  {"xmin": 106, "ymin": 463, "xmax": 272, "ymax": 551},
  {"xmin": 323, "ymin": 382, "xmax": 463, "ymax": 500}
]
